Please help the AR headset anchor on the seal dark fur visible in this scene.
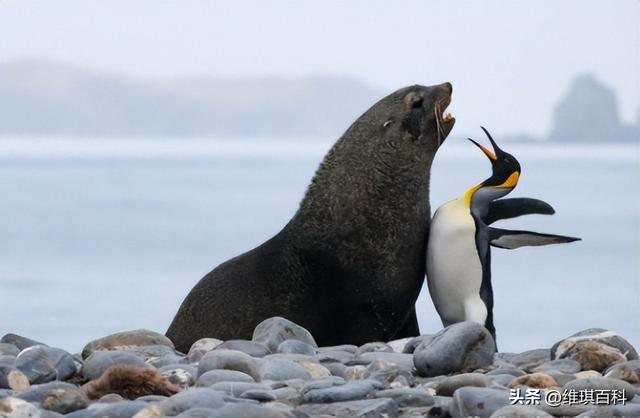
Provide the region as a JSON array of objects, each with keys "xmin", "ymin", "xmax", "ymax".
[{"xmin": 167, "ymin": 83, "xmax": 455, "ymax": 353}]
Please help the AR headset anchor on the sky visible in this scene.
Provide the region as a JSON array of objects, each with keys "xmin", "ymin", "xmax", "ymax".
[{"xmin": 0, "ymin": 0, "xmax": 638, "ymax": 138}]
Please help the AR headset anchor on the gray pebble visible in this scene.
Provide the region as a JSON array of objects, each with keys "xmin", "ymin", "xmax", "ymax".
[
  {"xmin": 353, "ymin": 352, "xmax": 414, "ymax": 372},
  {"xmin": 16, "ymin": 381, "xmax": 79, "ymax": 403},
  {"xmin": 301, "ymin": 376, "xmax": 345, "ymax": 393},
  {"xmin": 0, "ymin": 343, "xmax": 20, "ymax": 357},
  {"xmin": 0, "ymin": 355, "xmax": 16, "ymax": 366},
  {"xmin": 194, "ymin": 403, "xmax": 294, "ymax": 418},
  {"xmin": 297, "ymin": 398, "xmax": 398, "ymax": 418},
  {"xmin": 258, "ymin": 358, "xmax": 312, "ymax": 381},
  {"xmin": 159, "ymin": 363, "xmax": 198, "ymax": 386},
  {"xmin": 317, "ymin": 350, "xmax": 354, "ymax": 364},
  {"xmin": 375, "ymin": 388, "xmax": 434, "ymax": 407},
  {"xmin": 84, "ymin": 400, "xmax": 147, "ymax": 418},
  {"xmin": 160, "ymin": 388, "xmax": 226, "ymax": 416},
  {"xmin": 82, "ymin": 329, "xmax": 174, "ymax": 359},
  {"xmin": 413, "ymin": 322, "xmax": 495, "ymax": 377},
  {"xmin": 15, "ymin": 345, "xmax": 77, "ymax": 383},
  {"xmin": 303, "ymin": 378, "xmax": 384, "ymax": 403},
  {"xmin": 531, "ymin": 359, "xmax": 581, "ymax": 374},
  {"xmin": 251, "ymin": 317, "xmax": 317, "ymax": 353},
  {"xmin": 436, "ymin": 373, "xmax": 489, "ymax": 396},
  {"xmin": 355, "ymin": 342, "xmax": 393, "ymax": 356},
  {"xmin": 174, "ymin": 407, "xmax": 222, "ymax": 418},
  {"xmin": 449, "ymin": 387, "xmax": 510, "ymax": 418},
  {"xmin": 0, "ymin": 334, "xmax": 46, "ymax": 351},
  {"xmin": 41, "ymin": 387, "xmax": 89, "ymax": 414},
  {"xmin": 563, "ymin": 377, "xmax": 638, "ymax": 398},
  {"xmin": 507, "ymin": 349, "xmax": 551, "ymax": 370},
  {"xmin": 489, "ymin": 404, "xmax": 553, "ymax": 417},
  {"xmin": 240, "ymin": 388, "xmax": 277, "ymax": 402},
  {"xmin": 575, "ymin": 404, "xmax": 640, "ymax": 417},
  {"xmin": 82, "ymin": 350, "xmax": 148, "ymax": 380},
  {"xmin": 486, "ymin": 367, "xmax": 525, "ymax": 377},
  {"xmin": 197, "ymin": 349, "xmax": 260, "ymax": 381},
  {"xmin": 197, "ymin": 369, "xmax": 255, "ymax": 386},
  {"xmin": 323, "ymin": 362, "xmax": 347, "ymax": 378},
  {"xmin": 487, "ymin": 374, "xmax": 516, "ymax": 387},
  {"xmin": 604, "ymin": 361, "xmax": 640, "ymax": 383},
  {"xmin": 402, "ymin": 335, "xmax": 435, "ymax": 354},
  {"xmin": 317, "ymin": 344, "xmax": 358, "ymax": 354},
  {"xmin": 277, "ymin": 340, "xmax": 316, "ymax": 356},
  {"xmin": 0, "ymin": 365, "xmax": 30, "ymax": 391},
  {"xmin": 551, "ymin": 328, "xmax": 638, "ymax": 361},
  {"xmin": 187, "ymin": 338, "xmax": 224, "ymax": 363},
  {"xmin": 208, "ymin": 381, "xmax": 271, "ymax": 397},
  {"xmin": 215, "ymin": 340, "xmax": 271, "ymax": 358}
]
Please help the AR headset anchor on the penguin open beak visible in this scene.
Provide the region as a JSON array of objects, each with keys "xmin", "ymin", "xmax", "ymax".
[{"xmin": 467, "ymin": 137, "xmax": 497, "ymax": 161}]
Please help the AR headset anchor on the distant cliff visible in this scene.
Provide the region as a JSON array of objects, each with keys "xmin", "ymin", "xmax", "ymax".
[
  {"xmin": 547, "ymin": 74, "xmax": 638, "ymax": 142},
  {"xmin": 0, "ymin": 60, "xmax": 382, "ymax": 137},
  {"xmin": 0, "ymin": 60, "xmax": 637, "ymax": 141}
]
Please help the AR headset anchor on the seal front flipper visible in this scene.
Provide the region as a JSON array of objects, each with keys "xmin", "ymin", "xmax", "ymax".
[
  {"xmin": 483, "ymin": 197, "xmax": 555, "ymax": 225},
  {"xmin": 489, "ymin": 227, "xmax": 581, "ymax": 249}
]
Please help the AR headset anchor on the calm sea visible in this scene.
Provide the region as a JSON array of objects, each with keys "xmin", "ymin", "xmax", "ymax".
[{"xmin": 0, "ymin": 137, "xmax": 638, "ymax": 354}]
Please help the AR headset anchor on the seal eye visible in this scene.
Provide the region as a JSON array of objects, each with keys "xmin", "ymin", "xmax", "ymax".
[
  {"xmin": 411, "ymin": 98, "xmax": 424, "ymax": 109},
  {"xmin": 383, "ymin": 120, "xmax": 393, "ymax": 128}
]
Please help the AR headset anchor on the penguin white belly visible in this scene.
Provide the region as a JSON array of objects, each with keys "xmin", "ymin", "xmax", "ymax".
[{"xmin": 426, "ymin": 199, "xmax": 487, "ymax": 327}]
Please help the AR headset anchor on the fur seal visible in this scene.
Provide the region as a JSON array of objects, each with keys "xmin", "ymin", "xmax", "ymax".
[{"xmin": 167, "ymin": 83, "xmax": 456, "ymax": 353}]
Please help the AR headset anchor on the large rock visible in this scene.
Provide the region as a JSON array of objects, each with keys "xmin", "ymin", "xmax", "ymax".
[
  {"xmin": 252, "ymin": 317, "xmax": 317, "ymax": 352},
  {"xmin": 82, "ymin": 329, "xmax": 174, "ymax": 359},
  {"xmin": 15, "ymin": 345, "xmax": 77, "ymax": 383},
  {"xmin": 197, "ymin": 349, "xmax": 260, "ymax": 381},
  {"xmin": 413, "ymin": 322, "xmax": 495, "ymax": 377},
  {"xmin": 297, "ymin": 398, "xmax": 398, "ymax": 418},
  {"xmin": 551, "ymin": 329, "xmax": 638, "ymax": 363},
  {"xmin": 450, "ymin": 387, "xmax": 510, "ymax": 418}
]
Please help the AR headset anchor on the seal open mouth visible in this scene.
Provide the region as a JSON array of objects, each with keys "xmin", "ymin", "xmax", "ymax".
[{"xmin": 435, "ymin": 93, "xmax": 455, "ymax": 144}]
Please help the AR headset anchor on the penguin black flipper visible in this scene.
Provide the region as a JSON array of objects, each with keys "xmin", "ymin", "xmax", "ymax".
[
  {"xmin": 483, "ymin": 198, "xmax": 555, "ymax": 225},
  {"xmin": 489, "ymin": 227, "xmax": 581, "ymax": 250}
]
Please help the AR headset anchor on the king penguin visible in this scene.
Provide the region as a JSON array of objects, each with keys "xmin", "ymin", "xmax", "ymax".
[{"xmin": 426, "ymin": 127, "xmax": 580, "ymax": 344}]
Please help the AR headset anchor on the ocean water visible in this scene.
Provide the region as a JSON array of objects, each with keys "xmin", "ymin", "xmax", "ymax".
[{"xmin": 0, "ymin": 137, "xmax": 638, "ymax": 354}]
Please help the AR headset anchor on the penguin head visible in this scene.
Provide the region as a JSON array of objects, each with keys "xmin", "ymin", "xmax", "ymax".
[{"xmin": 465, "ymin": 127, "xmax": 521, "ymax": 203}]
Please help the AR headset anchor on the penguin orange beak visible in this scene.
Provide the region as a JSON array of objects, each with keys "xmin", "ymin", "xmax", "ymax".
[{"xmin": 467, "ymin": 138, "xmax": 497, "ymax": 161}]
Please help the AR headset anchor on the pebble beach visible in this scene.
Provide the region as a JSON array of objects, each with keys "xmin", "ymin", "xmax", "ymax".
[{"xmin": 1, "ymin": 318, "xmax": 638, "ymax": 418}]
